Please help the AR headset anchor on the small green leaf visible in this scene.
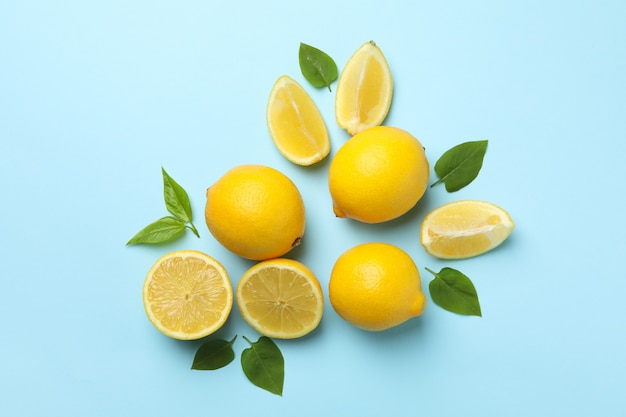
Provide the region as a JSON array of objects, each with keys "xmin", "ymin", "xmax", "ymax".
[
  {"xmin": 125, "ymin": 168, "xmax": 199, "ymax": 246},
  {"xmin": 431, "ymin": 140, "xmax": 488, "ymax": 192},
  {"xmin": 241, "ymin": 336, "xmax": 284, "ymax": 396},
  {"xmin": 192, "ymin": 336, "xmax": 237, "ymax": 371},
  {"xmin": 162, "ymin": 167, "xmax": 193, "ymax": 223},
  {"xmin": 299, "ymin": 42, "xmax": 338, "ymax": 92},
  {"xmin": 126, "ymin": 216, "xmax": 186, "ymax": 245},
  {"xmin": 161, "ymin": 167, "xmax": 199, "ymax": 237},
  {"xmin": 426, "ymin": 267, "xmax": 482, "ymax": 317}
]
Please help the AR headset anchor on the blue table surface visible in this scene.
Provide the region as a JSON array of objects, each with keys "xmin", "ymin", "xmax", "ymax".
[{"xmin": 2, "ymin": 1, "xmax": 625, "ymax": 416}]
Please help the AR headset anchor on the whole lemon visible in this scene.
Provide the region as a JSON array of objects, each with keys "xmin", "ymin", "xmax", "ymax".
[
  {"xmin": 205, "ymin": 164, "xmax": 305, "ymax": 260},
  {"xmin": 328, "ymin": 126, "xmax": 429, "ymax": 223},
  {"xmin": 329, "ymin": 242, "xmax": 426, "ymax": 331}
]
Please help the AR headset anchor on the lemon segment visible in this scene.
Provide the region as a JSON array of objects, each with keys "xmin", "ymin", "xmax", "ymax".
[
  {"xmin": 205, "ymin": 165, "xmax": 306, "ymax": 261},
  {"xmin": 329, "ymin": 242, "xmax": 426, "ymax": 331},
  {"xmin": 420, "ymin": 200, "xmax": 515, "ymax": 259},
  {"xmin": 237, "ymin": 258, "xmax": 324, "ymax": 339},
  {"xmin": 328, "ymin": 126, "xmax": 429, "ymax": 223},
  {"xmin": 266, "ymin": 75, "xmax": 330, "ymax": 166},
  {"xmin": 335, "ymin": 41, "xmax": 393, "ymax": 135},
  {"xmin": 142, "ymin": 250, "xmax": 233, "ymax": 340}
]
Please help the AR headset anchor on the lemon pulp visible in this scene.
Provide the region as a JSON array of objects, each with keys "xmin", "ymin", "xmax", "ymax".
[
  {"xmin": 420, "ymin": 200, "xmax": 514, "ymax": 259},
  {"xmin": 267, "ymin": 75, "xmax": 330, "ymax": 166},
  {"xmin": 335, "ymin": 41, "xmax": 393, "ymax": 135}
]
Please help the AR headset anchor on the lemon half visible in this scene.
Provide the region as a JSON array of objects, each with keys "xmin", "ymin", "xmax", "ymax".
[
  {"xmin": 237, "ymin": 258, "xmax": 324, "ymax": 339},
  {"xmin": 142, "ymin": 250, "xmax": 233, "ymax": 340}
]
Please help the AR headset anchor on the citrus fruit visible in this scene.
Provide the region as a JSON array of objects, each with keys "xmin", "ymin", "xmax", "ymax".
[
  {"xmin": 328, "ymin": 126, "xmax": 429, "ymax": 223},
  {"xmin": 142, "ymin": 250, "xmax": 233, "ymax": 340},
  {"xmin": 329, "ymin": 242, "xmax": 426, "ymax": 331},
  {"xmin": 420, "ymin": 200, "xmax": 515, "ymax": 259},
  {"xmin": 266, "ymin": 75, "xmax": 330, "ymax": 166},
  {"xmin": 205, "ymin": 164, "xmax": 305, "ymax": 260},
  {"xmin": 237, "ymin": 258, "xmax": 324, "ymax": 339},
  {"xmin": 335, "ymin": 40, "xmax": 393, "ymax": 135}
]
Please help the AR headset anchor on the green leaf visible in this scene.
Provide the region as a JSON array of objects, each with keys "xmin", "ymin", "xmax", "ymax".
[
  {"xmin": 126, "ymin": 216, "xmax": 186, "ymax": 245},
  {"xmin": 162, "ymin": 167, "xmax": 193, "ymax": 223},
  {"xmin": 161, "ymin": 167, "xmax": 199, "ymax": 237},
  {"xmin": 426, "ymin": 267, "xmax": 482, "ymax": 317},
  {"xmin": 241, "ymin": 336, "xmax": 284, "ymax": 396},
  {"xmin": 191, "ymin": 336, "xmax": 237, "ymax": 371},
  {"xmin": 431, "ymin": 140, "xmax": 488, "ymax": 192},
  {"xmin": 299, "ymin": 42, "xmax": 338, "ymax": 92},
  {"xmin": 125, "ymin": 168, "xmax": 199, "ymax": 246}
]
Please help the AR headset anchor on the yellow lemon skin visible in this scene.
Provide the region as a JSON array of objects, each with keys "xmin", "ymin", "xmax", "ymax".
[
  {"xmin": 329, "ymin": 242, "xmax": 426, "ymax": 331},
  {"xmin": 328, "ymin": 126, "xmax": 429, "ymax": 223},
  {"xmin": 205, "ymin": 165, "xmax": 306, "ymax": 261}
]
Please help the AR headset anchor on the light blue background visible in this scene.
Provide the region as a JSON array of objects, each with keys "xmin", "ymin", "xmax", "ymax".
[{"xmin": 2, "ymin": 1, "xmax": 625, "ymax": 415}]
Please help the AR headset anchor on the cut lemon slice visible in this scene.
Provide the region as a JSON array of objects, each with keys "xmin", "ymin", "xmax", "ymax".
[
  {"xmin": 420, "ymin": 200, "xmax": 514, "ymax": 259},
  {"xmin": 142, "ymin": 250, "xmax": 233, "ymax": 340},
  {"xmin": 237, "ymin": 258, "xmax": 324, "ymax": 339},
  {"xmin": 335, "ymin": 41, "xmax": 393, "ymax": 135},
  {"xmin": 266, "ymin": 75, "xmax": 330, "ymax": 166}
]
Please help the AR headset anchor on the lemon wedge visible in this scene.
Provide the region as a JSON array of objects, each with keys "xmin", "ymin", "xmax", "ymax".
[
  {"xmin": 335, "ymin": 41, "xmax": 393, "ymax": 135},
  {"xmin": 266, "ymin": 75, "xmax": 330, "ymax": 166},
  {"xmin": 420, "ymin": 200, "xmax": 514, "ymax": 259},
  {"xmin": 237, "ymin": 258, "xmax": 324, "ymax": 339}
]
